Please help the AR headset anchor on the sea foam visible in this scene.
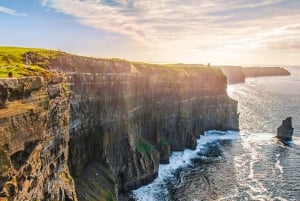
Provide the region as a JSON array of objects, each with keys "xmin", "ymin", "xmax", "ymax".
[{"xmin": 132, "ymin": 130, "xmax": 239, "ymax": 201}]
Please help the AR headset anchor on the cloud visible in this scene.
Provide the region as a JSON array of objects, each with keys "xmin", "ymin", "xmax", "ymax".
[
  {"xmin": 40, "ymin": 0, "xmax": 300, "ymax": 51},
  {"xmin": 268, "ymin": 39, "xmax": 300, "ymax": 50},
  {"xmin": 41, "ymin": 0, "xmax": 155, "ymax": 44},
  {"xmin": 0, "ymin": 5, "xmax": 27, "ymax": 16},
  {"xmin": 225, "ymin": 22, "xmax": 300, "ymax": 50}
]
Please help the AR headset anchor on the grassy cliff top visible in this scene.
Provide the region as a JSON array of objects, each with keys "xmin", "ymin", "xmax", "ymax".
[
  {"xmin": 0, "ymin": 46, "xmax": 60, "ymax": 65},
  {"xmin": 0, "ymin": 46, "xmax": 58, "ymax": 78},
  {"xmin": 0, "ymin": 46, "xmax": 225, "ymax": 79}
]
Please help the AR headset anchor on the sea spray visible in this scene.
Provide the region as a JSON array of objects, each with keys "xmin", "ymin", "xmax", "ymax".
[{"xmin": 132, "ymin": 130, "xmax": 240, "ymax": 201}]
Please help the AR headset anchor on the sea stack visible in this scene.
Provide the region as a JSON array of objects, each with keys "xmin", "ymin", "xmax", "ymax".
[{"xmin": 277, "ymin": 117, "xmax": 294, "ymax": 141}]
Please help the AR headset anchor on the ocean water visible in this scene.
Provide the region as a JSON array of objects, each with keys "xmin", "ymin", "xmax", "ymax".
[{"xmin": 132, "ymin": 67, "xmax": 300, "ymax": 201}]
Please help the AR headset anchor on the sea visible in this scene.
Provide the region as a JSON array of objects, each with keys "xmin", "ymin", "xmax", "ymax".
[{"xmin": 131, "ymin": 67, "xmax": 300, "ymax": 201}]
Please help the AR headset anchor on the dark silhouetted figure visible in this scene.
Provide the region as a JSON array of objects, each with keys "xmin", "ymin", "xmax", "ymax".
[{"xmin": 8, "ymin": 72, "xmax": 13, "ymax": 78}]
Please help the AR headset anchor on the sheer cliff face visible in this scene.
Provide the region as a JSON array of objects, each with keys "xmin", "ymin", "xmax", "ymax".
[
  {"xmin": 0, "ymin": 56, "xmax": 239, "ymax": 201},
  {"xmin": 0, "ymin": 77, "xmax": 77, "ymax": 201},
  {"xmin": 54, "ymin": 59, "xmax": 239, "ymax": 198}
]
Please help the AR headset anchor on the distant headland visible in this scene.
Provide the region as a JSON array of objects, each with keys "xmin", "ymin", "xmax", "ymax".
[
  {"xmin": 162, "ymin": 63, "xmax": 291, "ymax": 84},
  {"xmin": 219, "ymin": 66, "xmax": 291, "ymax": 84}
]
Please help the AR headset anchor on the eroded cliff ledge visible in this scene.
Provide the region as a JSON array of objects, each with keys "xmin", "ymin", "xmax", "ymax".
[{"xmin": 0, "ymin": 51, "xmax": 239, "ymax": 201}]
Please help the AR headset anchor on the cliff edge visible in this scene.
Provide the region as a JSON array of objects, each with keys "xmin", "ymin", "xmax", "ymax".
[{"xmin": 0, "ymin": 48, "xmax": 239, "ymax": 201}]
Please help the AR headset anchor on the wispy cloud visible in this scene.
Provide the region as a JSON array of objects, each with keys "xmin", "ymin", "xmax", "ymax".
[
  {"xmin": 0, "ymin": 5, "xmax": 27, "ymax": 16},
  {"xmin": 41, "ymin": 0, "xmax": 155, "ymax": 44},
  {"xmin": 41, "ymin": 0, "xmax": 300, "ymax": 51}
]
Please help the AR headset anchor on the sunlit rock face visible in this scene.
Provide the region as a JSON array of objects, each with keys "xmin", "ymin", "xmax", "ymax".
[
  {"xmin": 48, "ymin": 55, "xmax": 238, "ymax": 199},
  {"xmin": 0, "ymin": 76, "xmax": 77, "ymax": 201},
  {"xmin": 0, "ymin": 54, "xmax": 239, "ymax": 201}
]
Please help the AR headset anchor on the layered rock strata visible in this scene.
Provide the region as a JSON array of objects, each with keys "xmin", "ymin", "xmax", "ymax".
[
  {"xmin": 0, "ymin": 54, "xmax": 239, "ymax": 201},
  {"xmin": 0, "ymin": 76, "xmax": 77, "ymax": 201},
  {"xmin": 47, "ymin": 57, "xmax": 239, "ymax": 199}
]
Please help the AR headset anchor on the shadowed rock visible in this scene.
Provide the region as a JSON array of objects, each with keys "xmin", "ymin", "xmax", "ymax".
[
  {"xmin": 0, "ymin": 84, "xmax": 8, "ymax": 108},
  {"xmin": 0, "ymin": 54, "xmax": 240, "ymax": 201},
  {"xmin": 277, "ymin": 117, "xmax": 294, "ymax": 141}
]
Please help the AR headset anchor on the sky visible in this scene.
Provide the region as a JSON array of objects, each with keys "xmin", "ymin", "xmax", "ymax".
[{"xmin": 0, "ymin": 0, "xmax": 300, "ymax": 65}]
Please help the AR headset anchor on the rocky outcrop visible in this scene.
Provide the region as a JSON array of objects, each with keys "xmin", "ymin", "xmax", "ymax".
[
  {"xmin": 219, "ymin": 66, "xmax": 290, "ymax": 84},
  {"xmin": 0, "ymin": 53, "xmax": 239, "ymax": 201},
  {"xmin": 277, "ymin": 117, "xmax": 294, "ymax": 141},
  {"xmin": 0, "ymin": 77, "xmax": 77, "ymax": 201}
]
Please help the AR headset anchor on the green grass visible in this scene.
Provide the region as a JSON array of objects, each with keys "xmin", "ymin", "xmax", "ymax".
[
  {"xmin": 0, "ymin": 46, "xmax": 57, "ymax": 78},
  {"xmin": 159, "ymin": 138, "xmax": 169, "ymax": 147},
  {"xmin": 0, "ymin": 47, "xmax": 41, "ymax": 65},
  {"xmin": 211, "ymin": 66, "xmax": 226, "ymax": 77},
  {"xmin": 106, "ymin": 192, "xmax": 115, "ymax": 201},
  {"xmin": 136, "ymin": 139, "xmax": 155, "ymax": 155},
  {"xmin": 0, "ymin": 46, "xmax": 57, "ymax": 65},
  {"xmin": 0, "ymin": 46, "xmax": 226, "ymax": 79},
  {"xmin": 0, "ymin": 65, "xmax": 52, "ymax": 78}
]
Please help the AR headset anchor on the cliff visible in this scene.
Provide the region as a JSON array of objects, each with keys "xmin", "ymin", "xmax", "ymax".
[
  {"xmin": 0, "ymin": 76, "xmax": 77, "ymax": 201},
  {"xmin": 219, "ymin": 66, "xmax": 291, "ymax": 84},
  {"xmin": 219, "ymin": 66, "xmax": 245, "ymax": 84},
  {"xmin": 0, "ymin": 49, "xmax": 239, "ymax": 201},
  {"xmin": 243, "ymin": 67, "xmax": 291, "ymax": 77}
]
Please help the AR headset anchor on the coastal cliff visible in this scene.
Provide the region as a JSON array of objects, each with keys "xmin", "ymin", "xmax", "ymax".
[
  {"xmin": 0, "ymin": 76, "xmax": 77, "ymax": 201},
  {"xmin": 243, "ymin": 67, "xmax": 291, "ymax": 77},
  {"xmin": 219, "ymin": 66, "xmax": 246, "ymax": 84},
  {"xmin": 0, "ymin": 49, "xmax": 239, "ymax": 201},
  {"xmin": 220, "ymin": 66, "xmax": 290, "ymax": 84}
]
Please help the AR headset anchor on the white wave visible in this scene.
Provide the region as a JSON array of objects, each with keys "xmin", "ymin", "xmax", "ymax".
[
  {"xmin": 275, "ymin": 154, "xmax": 283, "ymax": 174},
  {"xmin": 132, "ymin": 130, "xmax": 239, "ymax": 201}
]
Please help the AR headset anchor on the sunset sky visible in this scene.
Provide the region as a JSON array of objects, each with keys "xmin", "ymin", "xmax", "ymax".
[{"xmin": 1, "ymin": 0, "xmax": 299, "ymax": 65}]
